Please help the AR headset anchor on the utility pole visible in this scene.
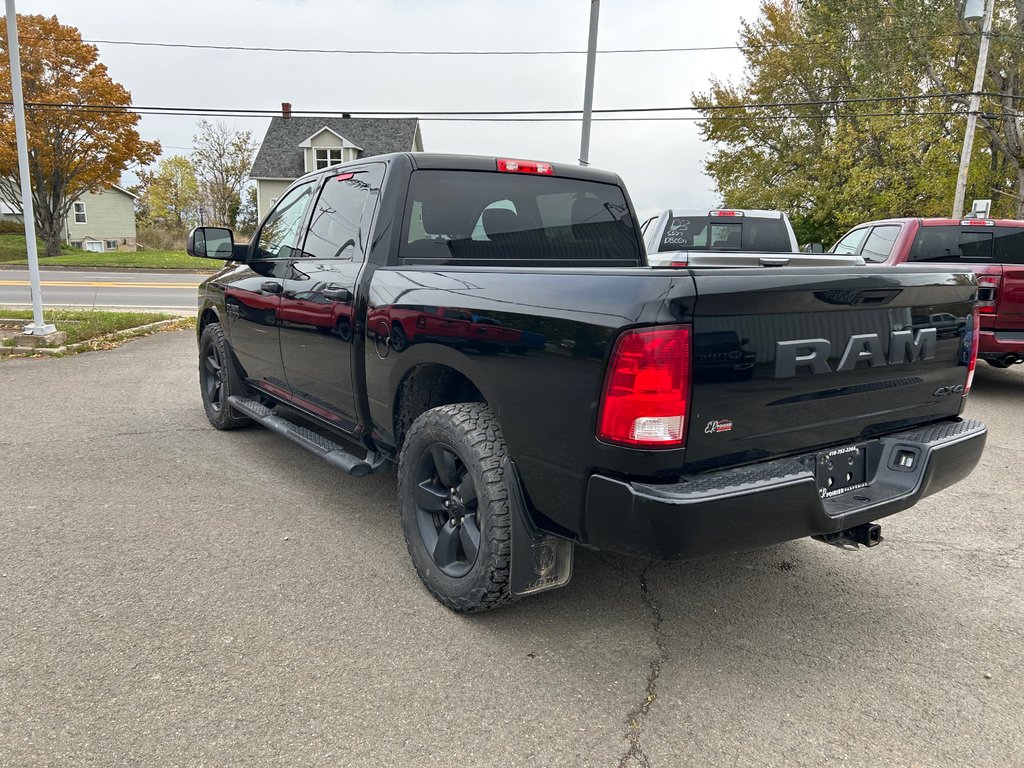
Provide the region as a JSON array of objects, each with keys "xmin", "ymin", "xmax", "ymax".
[
  {"xmin": 578, "ymin": 0, "xmax": 600, "ymax": 166},
  {"xmin": 4, "ymin": 0, "xmax": 54, "ymax": 335},
  {"xmin": 952, "ymin": 0, "xmax": 995, "ymax": 219}
]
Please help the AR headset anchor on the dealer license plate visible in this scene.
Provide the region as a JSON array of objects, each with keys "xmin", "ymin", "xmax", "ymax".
[{"xmin": 815, "ymin": 445, "xmax": 868, "ymax": 500}]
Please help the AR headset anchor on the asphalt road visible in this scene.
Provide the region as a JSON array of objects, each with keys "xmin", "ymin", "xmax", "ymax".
[
  {"xmin": 1, "ymin": 330, "xmax": 1021, "ymax": 767},
  {"xmin": 0, "ymin": 269, "xmax": 208, "ymax": 313}
]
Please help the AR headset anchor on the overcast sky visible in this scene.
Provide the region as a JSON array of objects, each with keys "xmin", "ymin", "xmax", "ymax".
[{"xmin": 18, "ymin": 0, "xmax": 765, "ymax": 217}]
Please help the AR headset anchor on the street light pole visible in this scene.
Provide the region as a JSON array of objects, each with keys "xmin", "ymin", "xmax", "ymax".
[
  {"xmin": 578, "ymin": 0, "xmax": 600, "ymax": 166},
  {"xmin": 952, "ymin": 0, "xmax": 995, "ymax": 219},
  {"xmin": 4, "ymin": 0, "xmax": 54, "ymax": 334}
]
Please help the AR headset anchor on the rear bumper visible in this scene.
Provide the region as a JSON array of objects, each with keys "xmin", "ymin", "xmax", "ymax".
[
  {"xmin": 979, "ymin": 329, "xmax": 1024, "ymax": 358},
  {"xmin": 583, "ymin": 418, "xmax": 986, "ymax": 560}
]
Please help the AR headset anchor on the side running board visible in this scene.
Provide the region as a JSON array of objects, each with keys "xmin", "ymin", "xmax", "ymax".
[{"xmin": 227, "ymin": 395, "xmax": 387, "ymax": 477}]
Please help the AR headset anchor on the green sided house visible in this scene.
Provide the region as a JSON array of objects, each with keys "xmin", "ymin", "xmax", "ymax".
[
  {"xmin": 0, "ymin": 184, "xmax": 139, "ymax": 251},
  {"xmin": 250, "ymin": 116, "xmax": 422, "ymax": 221},
  {"xmin": 64, "ymin": 186, "xmax": 138, "ymax": 252}
]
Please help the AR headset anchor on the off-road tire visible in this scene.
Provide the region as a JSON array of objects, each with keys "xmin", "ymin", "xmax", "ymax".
[
  {"xmin": 398, "ymin": 403, "xmax": 516, "ymax": 613},
  {"xmin": 199, "ymin": 322, "xmax": 251, "ymax": 430}
]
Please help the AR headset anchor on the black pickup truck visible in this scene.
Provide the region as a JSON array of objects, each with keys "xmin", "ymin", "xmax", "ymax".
[{"xmin": 188, "ymin": 153, "xmax": 987, "ymax": 612}]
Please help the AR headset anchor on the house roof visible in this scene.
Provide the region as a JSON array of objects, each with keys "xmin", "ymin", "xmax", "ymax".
[
  {"xmin": 296, "ymin": 126, "xmax": 362, "ymax": 151},
  {"xmin": 250, "ymin": 117, "xmax": 420, "ymax": 179}
]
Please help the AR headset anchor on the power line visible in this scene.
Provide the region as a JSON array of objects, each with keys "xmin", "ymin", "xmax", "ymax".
[
  {"xmin": 2, "ymin": 92, "xmax": 977, "ymax": 120},
  {"xmin": 0, "ymin": 102, "xmax": 986, "ymax": 123},
  {"xmin": 419, "ymin": 111, "xmax": 974, "ymax": 122},
  {"xmin": 20, "ymin": 31, "xmax": 981, "ymax": 57}
]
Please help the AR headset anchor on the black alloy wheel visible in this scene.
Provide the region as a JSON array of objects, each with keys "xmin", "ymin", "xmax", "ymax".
[
  {"xmin": 198, "ymin": 322, "xmax": 251, "ymax": 430},
  {"xmin": 412, "ymin": 444, "xmax": 481, "ymax": 578},
  {"xmin": 397, "ymin": 403, "xmax": 515, "ymax": 612},
  {"xmin": 202, "ymin": 341, "xmax": 225, "ymax": 413}
]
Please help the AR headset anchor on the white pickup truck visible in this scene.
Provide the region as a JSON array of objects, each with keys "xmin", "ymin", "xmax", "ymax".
[{"xmin": 641, "ymin": 208, "xmax": 815, "ymax": 267}]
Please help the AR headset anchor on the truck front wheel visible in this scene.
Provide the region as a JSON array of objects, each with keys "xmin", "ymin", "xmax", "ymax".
[
  {"xmin": 397, "ymin": 403, "xmax": 515, "ymax": 612},
  {"xmin": 198, "ymin": 322, "xmax": 251, "ymax": 430}
]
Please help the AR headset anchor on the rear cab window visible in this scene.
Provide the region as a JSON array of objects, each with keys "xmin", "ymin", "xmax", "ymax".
[
  {"xmin": 909, "ymin": 226, "xmax": 995, "ymax": 263},
  {"xmin": 657, "ymin": 215, "xmax": 791, "ymax": 252},
  {"xmin": 400, "ymin": 170, "xmax": 641, "ymax": 266}
]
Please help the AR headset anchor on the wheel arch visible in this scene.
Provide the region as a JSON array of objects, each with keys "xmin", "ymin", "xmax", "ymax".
[
  {"xmin": 392, "ymin": 362, "xmax": 489, "ymax": 451},
  {"xmin": 198, "ymin": 304, "xmax": 221, "ymax": 340}
]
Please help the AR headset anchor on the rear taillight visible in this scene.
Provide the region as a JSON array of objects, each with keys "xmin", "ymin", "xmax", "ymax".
[
  {"xmin": 496, "ymin": 158, "xmax": 554, "ymax": 175},
  {"xmin": 965, "ymin": 306, "xmax": 980, "ymax": 395},
  {"xmin": 977, "ymin": 275, "xmax": 1000, "ymax": 314},
  {"xmin": 668, "ymin": 260, "xmax": 688, "ymax": 267},
  {"xmin": 597, "ymin": 325, "xmax": 691, "ymax": 448},
  {"xmin": 709, "ymin": 210, "xmax": 743, "ymax": 217}
]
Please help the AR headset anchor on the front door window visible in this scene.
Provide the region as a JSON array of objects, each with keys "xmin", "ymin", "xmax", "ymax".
[{"xmin": 254, "ymin": 181, "xmax": 316, "ymax": 259}]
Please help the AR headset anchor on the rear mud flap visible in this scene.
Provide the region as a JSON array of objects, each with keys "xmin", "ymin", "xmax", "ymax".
[{"xmin": 505, "ymin": 459, "xmax": 574, "ymax": 596}]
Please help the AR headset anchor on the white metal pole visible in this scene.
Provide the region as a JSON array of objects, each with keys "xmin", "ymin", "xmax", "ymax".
[
  {"xmin": 952, "ymin": 0, "xmax": 995, "ymax": 219},
  {"xmin": 4, "ymin": 0, "xmax": 54, "ymax": 334},
  {"xmin": 578, "ymin": 0, "xmax": 600, "ymax": 166}
]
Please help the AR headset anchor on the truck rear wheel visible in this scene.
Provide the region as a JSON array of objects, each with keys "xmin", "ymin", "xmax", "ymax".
[
  {"xmin": 199, "ymin": 322, "xmax": 251, "ymax": 430},
  {"xmin": 397, "ymin": 403, "xmax": 515, "ymax": 612}
]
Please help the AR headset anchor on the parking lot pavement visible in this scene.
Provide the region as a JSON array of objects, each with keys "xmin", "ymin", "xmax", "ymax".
[{"xmin": 1, "ymin": 330, "xmax": 1021, "ymax": 768}]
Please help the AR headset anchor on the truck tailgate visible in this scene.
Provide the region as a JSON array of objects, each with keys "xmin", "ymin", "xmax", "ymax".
[
  {"xmin": 982, "ymin": 264, "xmax": 1024, "ymax": 330},
  {"xmin": 685, "ymin": 268, "xmax": 976, "ymax": 469}
]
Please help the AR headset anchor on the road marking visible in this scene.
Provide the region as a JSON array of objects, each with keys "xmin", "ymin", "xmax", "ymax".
[
  {"xmin": 0, "ymin": 279, "xmax": 198, "ymax": 289},
  {"xmin": 0, "ymin": 301, "xmax": 194, "ymax": 313}
]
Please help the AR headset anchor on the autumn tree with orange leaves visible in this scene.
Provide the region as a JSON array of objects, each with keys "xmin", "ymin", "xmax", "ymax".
[{"xmin": 0, "ymin": 15, "xmax": 159, "ymax": 256}]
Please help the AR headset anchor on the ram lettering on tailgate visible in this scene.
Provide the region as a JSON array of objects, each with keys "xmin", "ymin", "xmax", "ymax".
[{"xmin": 774, "ymin": 328, "xmax": 937, "ymax": 378}]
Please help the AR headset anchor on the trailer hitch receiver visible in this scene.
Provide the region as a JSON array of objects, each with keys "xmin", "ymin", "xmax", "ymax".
[{"xmin": 814, "ymin": 522, "xmax": 883, "ymax": 548}]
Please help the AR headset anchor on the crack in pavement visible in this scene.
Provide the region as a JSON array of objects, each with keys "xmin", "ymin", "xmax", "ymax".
[{"xmin": 616, "ymin": 564, "xmax": 668, "ymax": 768}]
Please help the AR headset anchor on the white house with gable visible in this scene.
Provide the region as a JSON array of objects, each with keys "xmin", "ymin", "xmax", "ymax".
[{"xmin": 250, "ymin": 116, "xmax": 423, "ymax": 221}]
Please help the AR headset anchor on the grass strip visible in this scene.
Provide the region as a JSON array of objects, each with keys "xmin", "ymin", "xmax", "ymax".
[
  {"xmin": 0, "ymin": 234, "xmax": 217, "ymax": 270},
  {"xmin": 0, "ymin": 308, "xmax": 189, "ymax": 346}
]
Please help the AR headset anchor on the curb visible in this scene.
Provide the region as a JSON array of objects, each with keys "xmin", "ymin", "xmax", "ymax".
[{"xmin": 0, "ymin": 318, "xmax": 184, "ymax": 357}]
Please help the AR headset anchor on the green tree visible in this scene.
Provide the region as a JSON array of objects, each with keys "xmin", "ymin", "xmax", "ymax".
[
  {"xmin": 692, "ymin": 0, "xmax": 990, "ymax": 245},
  {"xmin": 916, "ymin": 0, "xmax": 1024, "ymax": 216},
  {"xmin": 0, "ymin": 14, "xmax": 160, "ymax": 255},
  {"xmin": 191, "ymin": 120, "xmax": 258, "ymax": 229},
  {"xmin": 135, "ymin": 155, "xmax": 200, "ymax": 230},
  {"xmin": 235, "ymin": 185, "xmax": 259, "ymax": 237}
]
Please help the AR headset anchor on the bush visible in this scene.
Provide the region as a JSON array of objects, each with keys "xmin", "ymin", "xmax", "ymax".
[
  {"xmin": 0, "ymin": 219, "xmax": 26, "ymax": 234},
  {"xmin": 137, "ymin": 226, "xmax": 187, "ymax": 251}
]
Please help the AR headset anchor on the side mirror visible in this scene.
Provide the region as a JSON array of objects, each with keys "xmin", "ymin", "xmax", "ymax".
[
  {"xmin": 188, "ymin": 227, "xmax": 240, "ymax": 260},
  {"xmin": 801, "ymin": 242, "xmax": 824, "ymax": 253},
  {"xmin": 322, "ymin": 287, "xmax": 352, "ymax": 303}
]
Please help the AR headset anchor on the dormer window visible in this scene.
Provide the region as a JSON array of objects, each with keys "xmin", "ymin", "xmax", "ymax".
[
  {"xmin": 315, "ymin": 148, "xmax": 343, "ymax": 169},
  {"xmin": 298, "ymin": 128, "xmax": 363, "ymax": 173}
]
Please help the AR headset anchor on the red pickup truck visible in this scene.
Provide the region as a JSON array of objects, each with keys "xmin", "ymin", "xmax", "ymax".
[{"xmin": 832, "ymin": 217, "xmax": 1024, "ymax": 368}]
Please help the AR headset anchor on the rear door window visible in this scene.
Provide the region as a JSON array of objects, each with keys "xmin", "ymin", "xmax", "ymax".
[
  {"xmin": 400, "ymin": 170, "xmax": 641, "ymax": 265},
  {"xmin": 860, "ymin": 225, "xmax": 901, "ymax": 263},
  {"xmin": 300, "ymin": 165, "xmax": 383, "ymax": 260},
  {"xmin": 909, "ymin": 226, "xmax": 993, "ymax": 262}
]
